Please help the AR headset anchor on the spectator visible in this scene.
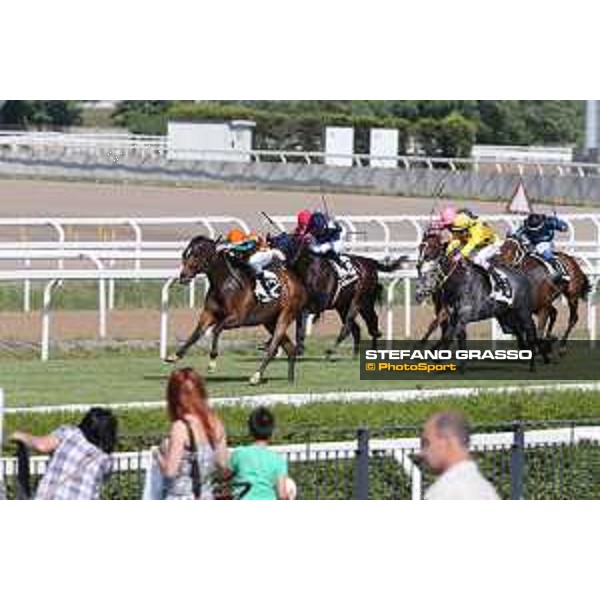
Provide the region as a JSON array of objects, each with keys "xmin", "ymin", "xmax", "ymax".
[
  {"xmin": 157, "ymin": 368, "xmax": 228, "ymax": 499},
  {"xmin": 229, "ymin": 407, "xmax": 291, "ymax": 500},
  {"xmin": 10, "ymin": 407, "xmax": 117, "ymax": 500},
  {"xmin": 421, "ymin": 411, "xmax": 500, "ymax": 500}
]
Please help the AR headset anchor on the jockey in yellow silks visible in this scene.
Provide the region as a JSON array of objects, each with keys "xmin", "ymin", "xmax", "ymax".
[
  {"xmin": 445, "ymin": 211, "xmax": 510, "ymax": 302},
  {"xmin": 446, "ymin": 212, "xmax": 501, "ymax": 269}
]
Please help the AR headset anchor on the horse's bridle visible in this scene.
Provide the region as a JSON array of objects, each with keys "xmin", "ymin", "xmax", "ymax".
[{"xmin": 504, "ymin": 235, "xmax": 527, "ymax": 267}]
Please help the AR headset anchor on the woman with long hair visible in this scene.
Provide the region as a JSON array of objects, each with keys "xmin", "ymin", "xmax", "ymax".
[{"xmin": 157, "ymin": 367, "xmax": 228, "ymax": 499}]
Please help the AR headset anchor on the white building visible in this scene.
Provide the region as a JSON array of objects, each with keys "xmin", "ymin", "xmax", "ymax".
[{"xmin": 167, "ymin": 120, "xmax": 255, "ymax": 162}]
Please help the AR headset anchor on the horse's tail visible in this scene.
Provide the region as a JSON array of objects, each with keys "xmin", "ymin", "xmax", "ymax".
[
  {"xmin": 580, "ymin": 272, "xmax": 592, "ymax": 300},
  {"xmin": 563, "ymin": 253, "xmax": 592, "ymax": 300},
  {"xmin": 374, "ymin": 255, "xmax": 409, "ymax": 272},
  {"xmin": 374, "ymin": 282, "xmax": 384, "ymax": 305}
]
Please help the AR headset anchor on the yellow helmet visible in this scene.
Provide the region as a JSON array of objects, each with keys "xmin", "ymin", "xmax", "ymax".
[{"xmin": 451, "ymin": 213, "xmax": 474, "ymax": 232}]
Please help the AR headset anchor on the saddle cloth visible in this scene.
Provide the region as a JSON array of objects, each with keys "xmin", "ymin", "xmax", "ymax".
[
  {"xmin": 531, "ymin": 253, "xmax": 568, "ymax": 281},
  {"xmin": 255, "ymin": 269, "xmax": 282, "ymax": 303},
  {"xmin": 489, "ymin": 268, "xmax": 513, "ymax": 304},
  {"xmin": 329, "ymin": 255, "xmax": 359, "ymax": 289}
]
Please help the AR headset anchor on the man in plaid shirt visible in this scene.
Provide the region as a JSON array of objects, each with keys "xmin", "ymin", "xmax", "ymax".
[{"xmin": 11, "ymin": 408, "xmax": 117, "ymax": 500}]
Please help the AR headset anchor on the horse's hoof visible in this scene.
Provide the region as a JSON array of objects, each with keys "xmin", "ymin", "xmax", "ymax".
[
  {"xmin": 163, "ymin": 354, "xmax": 180, "ymax": 364},
  {"xmin": 249, "ymin": 372, "xmax": 262, "ymax": 386},
  {"xmin": 207, "ymin": 359, "xmax": 217, "ymax": 374},
  {"xmin": 325, "ymin": 350, "xmax": 336, "ymax": 362}
]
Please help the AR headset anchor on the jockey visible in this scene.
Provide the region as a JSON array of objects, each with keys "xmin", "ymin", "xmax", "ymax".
[
  {"xmin": 516, "ymin": 213, "xmax": 570, "ymax": 282},
  {"xmin": 447, "ymin": 212, "xmax": 509, "ymax": 302},
  {"xmin": 224, "ymin": 228, "xmax": 285, "ymax": 299},
  {"xmin": 307, "ymin": 211, "xmax": 344, "ymax": 261},
  {"xmin": 294, "ymin": 209, "xmax": 313, "ymax": 239},
  {"xmin": 436, "ymin": 206, "xmax": 457, "ymax": 229}
]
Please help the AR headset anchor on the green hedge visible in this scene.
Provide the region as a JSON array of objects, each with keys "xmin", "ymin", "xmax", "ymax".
[
  {"xmin": 4, "ymin": 389, "xmax": 600, "ymax": 453},
  {"xmin": 112, "ymin": 101, "xmax": 477, "ymax": 157}
]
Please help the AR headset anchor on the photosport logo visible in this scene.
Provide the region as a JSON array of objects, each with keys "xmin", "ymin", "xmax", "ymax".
[{"xmin": 359, "ymin": 340, "xmax": 600, "ymax": 381}]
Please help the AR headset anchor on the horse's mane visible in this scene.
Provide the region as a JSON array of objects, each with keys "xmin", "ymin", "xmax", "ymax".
[{"xmin": 182, "ymin": 234, "xmax": 216, "ymax": 259}]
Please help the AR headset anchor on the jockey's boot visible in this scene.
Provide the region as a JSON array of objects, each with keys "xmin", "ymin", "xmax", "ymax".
[
  {"xmin": 548, "ymin": 256, "xmax": 570, "ymax": 285},
  {"xmin": 489, "ymin": 268, "xmax": 512, "ymax": 304}
]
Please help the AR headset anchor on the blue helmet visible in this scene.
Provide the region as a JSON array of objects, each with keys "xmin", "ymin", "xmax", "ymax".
[{"xmin": 309, "ymin": 211, "xmax": 328, "ymax": 233}]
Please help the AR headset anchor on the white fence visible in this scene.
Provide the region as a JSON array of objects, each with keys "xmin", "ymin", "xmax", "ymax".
[
  {"xmin": 0, "ymin": 213, "xmax": 599, "ymax": 359},
  {"xmin": 2, "ymin": 130, "xmax": 600, "ymax": 176}
]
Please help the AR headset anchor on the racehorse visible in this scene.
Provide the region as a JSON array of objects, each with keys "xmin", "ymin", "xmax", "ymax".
[
  {"xmin": 270, "ymin": 232, "xmax": 407, "ymax": 359},
  {"xmin": 415, "ymin": 228, "xmax": 548, "ymax": 370},
  {"xmin": 497, "ymin": 234, "xmax": 591, "ymax": 353},
  {"xmin": 165, "ymin": 235, "xmax": 308, "ymax": 385}
]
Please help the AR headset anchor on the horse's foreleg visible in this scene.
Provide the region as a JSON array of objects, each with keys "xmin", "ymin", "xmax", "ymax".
[
  {"xmin": 250, "ymin": 316, "xmax": 296, "ymax": 385},
  {"xmin": 295, "ymin": 311, "xmax": 308, "ymax": 357},
  {"xmin": 359, "ymin": 300, "xmax": 381, "ymax": 353},
  {"xmin": 279, "ymin": 332, "xmax": 297, "ymax": 382},
  {"xmin": 208, "ymin": 325, "xmax": 224, "ymax": 373},
  {"xmin": 545, "ymin": 305, "xmax": 558, "ymax": 339},
  {"xmin": 421, "ymin": 313, "xmax": 444, "ymax": 344},
  {"xmin": 327, "ymin": 300, "xmax": 361, "ymax": 361},
  {"xmin": 166, "ymin": 310, "xmax": 216, "ymax": 363}
]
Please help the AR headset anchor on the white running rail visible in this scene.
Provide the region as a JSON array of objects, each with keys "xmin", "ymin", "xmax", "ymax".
[
  {"xmin": 0, "ymin": 213, "xmax": 599, "ymax": 358},
  {"xmin": 2, "ymin": 131, "xmax": 600, "ymax": 176}
]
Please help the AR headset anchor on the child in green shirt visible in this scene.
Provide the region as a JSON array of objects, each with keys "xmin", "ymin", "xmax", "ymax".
[{"xmin": 230, "ymin": 407, "xmax": 290, "ymax": 500}]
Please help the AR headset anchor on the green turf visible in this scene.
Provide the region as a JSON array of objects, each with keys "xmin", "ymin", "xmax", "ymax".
[
  {"xmin": 0, "ymin": 281, "xmax": 193, "ymax": 311},
  {"xmin": 1, "ymin": 341, "xmax": 593, "ymax": 407}
]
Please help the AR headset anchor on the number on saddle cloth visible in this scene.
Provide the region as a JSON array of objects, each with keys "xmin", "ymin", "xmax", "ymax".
[
  {"xmin": 254, "ymin": 269, "xmax": 282, "ymax": 304},
  {"xmin": 329, "ymin": 255, "xmax": 358, "ymax": 288}
]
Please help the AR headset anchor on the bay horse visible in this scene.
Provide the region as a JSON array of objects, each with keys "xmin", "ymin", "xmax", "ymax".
[
  {"xmin": 415, "ymin": 228, "xmax": 548, "ymax": 370},
  {"xmin": 497, "ymin": 234, "xmax": 591, "ymax": 353},
  {"xmin": 270, "ymin": 232, "xmax": 407, "ymax": 359},
  {"xmin": 165, "ymin": 235, "xmax": 307, "ymax": 385}
]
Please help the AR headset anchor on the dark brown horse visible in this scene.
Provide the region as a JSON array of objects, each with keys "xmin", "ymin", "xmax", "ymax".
[
  {"xmin": 270, "ymin": 232, "xmax": 406, "ymax": 359},
  {"xmin": 165, "ymin": 235, "xmax": 308, "ymax": 385},
  {"xmin": 497, "ymin": 234, "xmax": 591, "ymax": 353}
]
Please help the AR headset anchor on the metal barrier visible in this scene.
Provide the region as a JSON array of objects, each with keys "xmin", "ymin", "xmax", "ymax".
[
  {"xmin": 0, "ymin": 213, "xmax": 599, "ymax": 356},
  {"xmin": 1, "ymin": 421, "xmax": 598, "ymax": 499},
  {"xmin": 1, "ymin": 131, "xmax": 600, "ymax": 177}
]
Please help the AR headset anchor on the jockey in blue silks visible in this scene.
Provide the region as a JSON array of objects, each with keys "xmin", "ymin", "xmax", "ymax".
[
  {"xmin": 307, "ymin": 211, "xmax": 344, "ymax": 258},
  {"xmin": 516, "ymin": 213, "xmax": 570, "ymax": 282}
]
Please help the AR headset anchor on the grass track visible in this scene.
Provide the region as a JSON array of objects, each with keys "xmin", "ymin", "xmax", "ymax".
[{"xmin": 0, "ymin": 342, "xmax": 590, "ymax": 407}]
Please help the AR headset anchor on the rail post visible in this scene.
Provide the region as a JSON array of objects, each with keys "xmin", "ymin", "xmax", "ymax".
[
  {"xmin": 160, "ymin": 278, "xmax": 176, "ymax": 360},
  {"xmin": 88, "ymin": 256, "xmax": 107, "ymax": 338},
  {"xmin": 510, "ymin": 423, "xmax": 525, "ymax": 500},
  {"xmin": 404, "ymin": 276, "xmax": 411, "ymax": 338},
  {"xmin": 354, "ymin": 427, "xmax": 370, "ymax": 500},
  {"xmin": 41, "ymin": 279, "xmax": 59, "ymax": 361},
  {"xmin": 386, "ymin": 277, "xmax": 400, "ymax": 341}
]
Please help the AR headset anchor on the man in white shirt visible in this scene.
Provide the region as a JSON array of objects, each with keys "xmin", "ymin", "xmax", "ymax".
[{"xmin": 421, "ymin": 411, "xmax": 500, "ymax": 500}]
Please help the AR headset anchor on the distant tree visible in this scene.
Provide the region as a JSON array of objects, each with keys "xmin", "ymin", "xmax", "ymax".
[
  {"xmin": 1, "ymin": 101, "xmax": 82, "ymax": 129},
  {"xmin": 111, "ymin": 101, "xmax": 172, "ymax": 135}
]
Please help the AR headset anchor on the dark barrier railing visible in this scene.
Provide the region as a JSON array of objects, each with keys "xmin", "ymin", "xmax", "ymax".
[{"xmin": 1, "ymin": 420, "xmax": 599, "ymax": 500}]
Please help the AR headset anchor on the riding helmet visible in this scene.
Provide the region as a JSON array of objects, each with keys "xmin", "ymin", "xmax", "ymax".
[{"xmin": 525, "ymin": 213, "xmax": 545, "ymax": 231}]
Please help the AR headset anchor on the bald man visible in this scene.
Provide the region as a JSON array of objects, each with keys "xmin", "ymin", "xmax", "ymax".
[{"xmin": 421, "ymin": 411, "xmax": 500, "ymax": 500}]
